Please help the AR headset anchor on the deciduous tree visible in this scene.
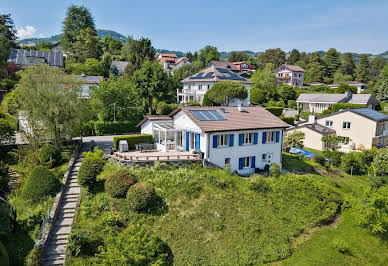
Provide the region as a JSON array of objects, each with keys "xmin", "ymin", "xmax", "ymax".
[
  {"xmin": 197, "ymin": 45, "xmax": 220, "ymax": 68},
  {"xmin": 71, "ymin": 27, "xmax": 102, "ymax": 63},
  {"xmin": 257, "ymin": 48, "xmax": 286, "ymax": 68},
  {"xmin": 288, "ymin": 49, "xmax": 300, "ymax": 65},
  {"xmin": 376, "ymin": 65, "xmax": 388, "ymax": 101},
  {"xmin": 203, "ymin": 81, "xmax": 247, "ymax": 106},
  {"xmin": 123, "ymin": 38, "xmax": 156, "ymax": 77},
  {"xmin": 284, "ymin": 131, "xmax": 305, "ymax": 148}
]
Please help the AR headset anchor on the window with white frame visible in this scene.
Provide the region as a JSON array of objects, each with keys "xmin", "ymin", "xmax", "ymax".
[
  {"xmin": 225, "ymin": 158, "xmax": 230, "ymax": 165},
  {"xmin": 176, "ymin": 131, "xmax": 183, "ymax": 147},
  {"xmin": 343, "ymin": 122, "xmax": 351, "ymax": 129},
  {"xmin": 242, "ymin": 157, "xmax": 251, "ymax": 168},
  {"xmin": 199, "ymin": 85, "xmax": 203, "ymax": 90},
  {"xmin": 266, "ymin": 131, "xmax": 276, "ymax": 143},
  {"xmin": 243, "ymin": 133, "xmax": 253, "ymax": 144},
  {"xmin": 217, "ymin": 134, "xmax": 229, "ymax": 147},
  {"xmin": 326, "ymin": 120, "xmax": 333, "ymax": 127}
]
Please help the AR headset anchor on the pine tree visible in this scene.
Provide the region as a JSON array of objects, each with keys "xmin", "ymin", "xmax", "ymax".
[
  {"xmin": 323, "ymin": 48, "xmax": 341, "ymax": 79},
  {"xmin": 376, "ymin": 65, "xmax": 388, "ymax": 101},
  {"xmin": 288, "ymin": 49, "xmax": 300, "ymax": 65},
  {"xmin": 355, "ymin": 54, "xmax": 370, "ymax": 83},
  {"xmin": 340, "ymin": 53, "xmax": 355, "ymax": 76}
]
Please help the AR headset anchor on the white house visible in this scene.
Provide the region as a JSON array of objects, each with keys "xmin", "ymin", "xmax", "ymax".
[
  {"xmin": 328, "ymin": 81, "xmax": 368, "ymax": 93},
  {"xmin": 179, "ymin": 65, "xmax": 252, "ymax": 105},
  {"xmin": 275, "ymin": 64, "xmax": 306, "ymax": 88},
  {"xmin": 297, "ymin": 92, "xmax": 380, "ymax": 113},
  {"xmin": 79, "ymin": 73, "xmax": 103, "ymax": 97},
  {"xmin": 156, "ymin": 53, "xmax": 191, "ymax": 74},
  {"xmin": 137, "ymin": 106, "xmax": 289, "ymax": 174}
]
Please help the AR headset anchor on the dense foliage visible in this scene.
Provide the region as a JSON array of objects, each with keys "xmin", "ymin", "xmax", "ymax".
[
  {"xmin": 38, "ymin": 144, "xmax": 62, "ymax": 168},
  {"xmin": 105, "ymin": 169, "xmax": 137, "ymax": 198},
  {"xmin": 284, "ymin": 131, "xmax": 305, "ymax": 148},
  {"xmin": 78, "ymin": 148, "xmax": 105, "ymax": 189},
  {"xmin": 126, "ymin": 182, "xmax": 156, "ymax": 211},
  {"xmin": 21, "ymin": 165, "xmax": 60, "ymax": 202},
  {"xmin": 203, "ymin": 81, "xmax": 247, "ymax": 106}
]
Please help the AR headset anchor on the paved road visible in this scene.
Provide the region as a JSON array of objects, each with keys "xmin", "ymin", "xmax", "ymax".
[{"xmin": 82, "ymin": 135, "xmax": 117, "ymax": 154}]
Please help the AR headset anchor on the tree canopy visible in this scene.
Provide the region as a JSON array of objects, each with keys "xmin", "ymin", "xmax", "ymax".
[
  {"xmin": 356, "ymin": 54, "xmax": 370, "ymax": 83},
  {"xmin": 340, "ymin": 53, "xmax": 355, "ymax": 76},
  {"xmin": 257, "ymin": 48, "xmax": 286, "ymax": 68},
  {"xmin": 71, "ymin": 27, "xmax": 102, "ymax": 63},
  {"xmin": 197, "ymin": 45, "xmax": 220, "ymax": 68},
  {"xmin": 323, "ymin": 48, "xmax": 341, "ymax": 80},
  {"xmin": 123, "ymin": 37, "xmax": 156, "ymax": 77},
  {"xmin": 203, "ymin": 81, "xmax": 247, "ymax": 106},
  {"xmin": 288, "ymin": 49, "xmax": 300, "ymax": 65},
  {"xmin": 228, "ymin": 51, "xmax": 250, "ymax": 62}
]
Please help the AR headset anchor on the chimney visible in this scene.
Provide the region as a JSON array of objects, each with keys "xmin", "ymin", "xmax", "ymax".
[
  {"xmin": 345, "ymin": 91, "xmax": 352, "ymax": 100},
  {"xmin": 238, "ymin": 102, "xmax": 244, "ymax": 112},
  {"xmin": 308, "ymin": 114, "xmax": 316, "ymax": 124}
]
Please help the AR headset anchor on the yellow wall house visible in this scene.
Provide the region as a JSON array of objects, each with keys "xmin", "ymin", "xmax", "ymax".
[{"xmin": 287, "ymin": 108, "xmax": 388, "ymax": 151}]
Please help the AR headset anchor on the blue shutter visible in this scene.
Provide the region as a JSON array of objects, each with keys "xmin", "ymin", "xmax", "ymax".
[
  {"xmin": 213, "ymin": 135, "xmax": 217, "ymax": 148},
  {"xmin": 262, "ymin": 132, "xmax": 267, "ymax": 144},
  {"xmin": 253, "ymin": 132, "xmax": 258, "ymax": 144},
  {"xmin": 238, "ymin": 158, "xmax": 244, "ymax": 170},
  {"xmin": 251, "ymin": 156, "xmax": 256, "ymax": 168},
  {"xmin": 276, "ymin": 131, "xmax": 280, "ymax": 143},
  {"xmin": 195, "ymin": 134, "xmax": 200, "ymax": 151},
  {"xmin": 186, "ymin": 131, "xmax": 190, "ymax": 151},
  {"xmin": 229, "ymin": 134, "xmax": 234, "ymax": 147},
  {"xmin": 239, "ymin": 133, "xmax": 243, "ymax": 146}
]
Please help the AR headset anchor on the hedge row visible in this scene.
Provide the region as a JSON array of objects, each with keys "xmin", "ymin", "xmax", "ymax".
[
  {"xmin": 113, "ymin": 134, "xmax": 153, "ymax": 150},
  {"xmin": 93, "ymin": 121, "xmax": 139, "ymax": 136},
  {"xmin": 265, "ymin": 107, "xmax": 283, "ymax": 117}
]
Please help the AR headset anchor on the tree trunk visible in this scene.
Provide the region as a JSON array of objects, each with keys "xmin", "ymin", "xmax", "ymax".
[{"xmin": 148, "ymin": 96, "xmax": 154, "ymax": 115}]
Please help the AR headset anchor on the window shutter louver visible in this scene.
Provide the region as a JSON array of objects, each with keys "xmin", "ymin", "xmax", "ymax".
[
  {"xmin": 276, "ymin": 131, "xmax": 280, "ymax": 143},
  {"xmin": 239, "ymin": 133, "xmax": 243, "ymax": 146},
  {"xmin": 213, "ymin": 135, "xmax": 217, "ymax": 148},
  {"xmin": 251, "ymin": 156, "xmax": 256, "ymax": 168},
  {"xmin": 238, "ymin": 158, "xmax": 243, "ymax": 170},
  {"xmin": 229, "ymin": 134, "xmax": 234, "ymax": 147},
  {"xmin": 262, "ymin": 132, "xmax": 267, "ymax": 144},
  {"xmin": 253, "ymin": 133, "xmax": 258, "ymax": 144}
]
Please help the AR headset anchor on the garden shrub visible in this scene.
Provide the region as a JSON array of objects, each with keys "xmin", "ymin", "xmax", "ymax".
[
  {"xmin": 94, "ymin": 120, "xmax": 139, "ymax": 135},
  {"xmin": 126, "ymin": 182, "xmax": 156, "ymax": 211},
  {"xmin": 250, "ymin": 178, "xmax": 271, "ymax": 194},
  {"xmin": 25, "ymin": 246, "xmax": 42, "ymax": 266},
  {"xmin": 94, "ymin": 224, "xmax": 170, "ymax": 265},
  {"xmin": 280, "ymin": 116, "xmax": 295, "ymax": 126},
  {"xmin": 17, "ymin": 204, "xmax": 46, "ymax": 232},
  {"xmin": 105, "ymin": 169, "xmax": 137, "ymax": 198},
  {"xmin": 67, "ymin": 227, "xmax": 103, "ymax": 257},
  {"xmin": 0, "ymin": 162, "xmax": 9, "ymax": 194},
  {"xmin": 370, "ymin": 175, "xmax": 388, "ymax": 189},
  {"xmin": 371, "ymin": 148, "xmax": 388, "ymax": 176},
  {"xmin": 0, "ymin": 242, "xmax": 9, "ymax": 266},
  {"xmin": 22, "ymin": 166, "xmax": 60, "ymax": 202},
  {"xmin": 113, "ymin": 134, "xmax": 153, "ymax": 150},
  {"xmin": 78, "ymin": 156, "xmax": 105, "ymax": 189},
  {"xmin": 38, "ymin": 144, "xmax": 62, "ymax": 167},
  {"xmin": 270, "ymin": 163, "xmax": 281, "ymax": 177},
  {"xmin": 341, "ymin": 152, "xmax": 366, "ymax": 175},
  {"xmin": 313, "ymin": 154, "xmax": 326, "ymax": 166},
  {"xmin": 265, "ymin": 107, "xmax": 283, "ymax": 117},
  {"xmin": 324, "ymin": 150, "xmax": 343, "ymax": 167},
  {"xmin": 331, "ymin": 239, "xmax": 351, "ymax": 255}
]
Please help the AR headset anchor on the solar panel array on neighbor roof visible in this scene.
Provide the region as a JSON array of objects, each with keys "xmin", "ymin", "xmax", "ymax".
[
  {"xmin": 352, "ymin": 108, "xmax": 388, "ymax": 121},
  {"xmin": 189, "ymin": 110, "xmax": 227, "ymax": 121},
  {"xmin": 8, "ymin": 49, "xmax": 64, "ymax": 68}
]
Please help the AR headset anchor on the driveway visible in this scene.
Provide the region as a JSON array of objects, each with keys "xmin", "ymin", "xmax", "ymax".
[{"xmin": 82, "ymin": 135, "xmax": 116, "ymax": 154}]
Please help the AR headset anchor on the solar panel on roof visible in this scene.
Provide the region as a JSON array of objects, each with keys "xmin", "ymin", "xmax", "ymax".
[
  {"xmin": 203, "ymin": 72, "xmax": 214, "ymax": 78},
  {"xmin": 353, "ymin": 108, "xmax": 388, "ymax": 121},
  {"xmin": 189, "ymin": 110, "xmax": 227, "ymax": 121}
]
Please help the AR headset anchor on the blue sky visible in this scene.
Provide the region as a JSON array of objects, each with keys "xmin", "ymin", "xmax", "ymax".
[{"xmin": 2, "ymin": 0, "xmax": 388, "ymax": 54}]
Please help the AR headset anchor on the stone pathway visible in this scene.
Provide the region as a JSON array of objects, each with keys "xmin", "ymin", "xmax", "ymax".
[{"xmin": 42, "ymin": 153, "xmax": 84, "ymax": 266}]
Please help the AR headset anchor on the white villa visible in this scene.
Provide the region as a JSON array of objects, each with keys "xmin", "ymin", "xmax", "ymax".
[
  {"xmin": 137, "ymin": 106, "xmax": 289, "ymax": 174},
  {"xmin": 275, "ymin": 64, "xmax": 306, "ymax": 88},
  {"xmin": 178, "ymin": 65, "xmax": 252, "ymax": 105},
  {"xmin": 296, "ymin": 92, "xmax": 379, "ymax": 113}
]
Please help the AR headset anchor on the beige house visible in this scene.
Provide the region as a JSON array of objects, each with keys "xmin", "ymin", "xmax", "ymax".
[{"xmin": 287, "ymin": 108, "xmax": 388, "ymax": 151}]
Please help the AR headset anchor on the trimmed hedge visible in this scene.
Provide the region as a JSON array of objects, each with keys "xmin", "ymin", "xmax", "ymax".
[
  {"xmin": 105, "ymin": 169, "xmax": 137, "ymax": 198},
  {"xmin": 265, "ymin": 107, "xmax": 283, "ymax": 117},
  {"xmin": 78, "ymin": 156, "xmax": 105, "ymax": 188},
  {"xmin": 280, "ymin": 116, "xmax": 295, "ymax": 126},
  {"xmin": 126, "ymin": 182, "xmax": 156, "ymax": 211},
  {"xmin": 22, "ymin": 166, "xmax": 60, "ymax": 202},
  {"xmin": 113, "ymin": 134, "xmax": 153, "ymax": 150},
  {"xmin": 38, "ymin": 144, "xmax": 62, "ymax": 167},
  {"xmin": 94, "ymin": 120, "xmax": 138, "ymax": 135}
]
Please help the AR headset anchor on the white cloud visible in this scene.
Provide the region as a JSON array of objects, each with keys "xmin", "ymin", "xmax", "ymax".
[{"xmin": 17, "ymin": 25, "xmax": 37, "ymax": 39}]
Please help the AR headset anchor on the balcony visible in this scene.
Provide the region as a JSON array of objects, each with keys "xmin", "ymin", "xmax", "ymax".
[{"xmin": 277, "ymin": 75, "xmax": 291, "ymax": 80}]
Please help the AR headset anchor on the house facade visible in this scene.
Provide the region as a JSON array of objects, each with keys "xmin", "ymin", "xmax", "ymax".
[
  {"xmin": 288, "ymin": 108, "xmax": 388, "ymax": 151},
  {"xmin": 137, "ymin": 106, "xmax": 289, "ymax": 174},
  {"xmin": 275, "ymin": 64, "xmax": 306, "ymax": 88},
  {"xmin": 233, "ymin": 61, "xmax": 255, "ymax": 73},
  {"xmin": 179, "ymin": 65, "xmax": 252, "ymax": 105},
  {"xmin": 156, "ymin": 53, "xmax": 191, "ymax": 73},
  {"xmin": 296, "ymin": 92, "xmax": 379, "ymax": 113}
]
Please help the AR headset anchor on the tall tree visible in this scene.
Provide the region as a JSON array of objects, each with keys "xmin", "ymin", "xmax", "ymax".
[
  {"xmin": 124, "ymin": 38, "xmax": 156, "ymax": 77},
  {"xmin": 130, "ymin": 60, "xmax": 171, "ymax": 114},
  {"xmin": 355, "ymin": 54, "xmax": 370, "ymax": 83},
  {"xmin": 370, "ymin": 57, "xmax": 385, "ymax": 78},
  {"xmin": 340, "ymin": 53, "xmax": 355, "ymax": 76},
  {"xmin": 0, "ymin": 14, "xmax": 17, "ymax": 45},
  {"xmin": 300, "ymin": 52, "xmax": 309, "ymax": 64},
  {"xmin": 376, "ymin": 65, "xmax": 388, "ymax": 101},
  {"xmin": 185, "ymin": 51, "xmax": 198, "ymax": 62},
  {"xmin": 310, "ymin": 51, "xmax": 323, "ymax": 63},
  {"xmin": 61, "ymin": 5, "xmax": 96, "ymax": 52},
  {"xmin": 197, "ymin": 45, "xmax": 220, "ymax": 67},
  {"xmin": 121, "ymin": 36, "xmax": 135, "ymax": 61},
  {"xmin": 323, "ymin": 48, "xmax": 341, "ymax": 79},
  {"xmin": 288, "ymin": 49, "xmax": 300, "ymax": 65},
  {"xmin": 71, "ymin": 27, "xmax": 102, "ymax": 62},
  {"xmin": 102, "ymin": 36, "xmax": 123, "ymax": 55},
  {"xmin": 250, "ymin": 63, "xmax": 277, "ymax": 100},
  {"xmin": 203, "ymin": 81, "xmax": 247, "ymax": 106},
  {"xmin": 227, "ymin": 51, "xmax": 249, "ymax": 62},
  {"xmin": 257, "ymin": 48, "xmax": 286, "ymax": 68},
  {"xmin": 305, "ymin": 61, "xmax": 325, "ymax": 83},
  {"xmin": 15, "ymin": 65, "xmax": 86, "ymax": 148}
]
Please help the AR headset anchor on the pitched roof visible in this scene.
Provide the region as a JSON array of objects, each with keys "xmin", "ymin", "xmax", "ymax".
[
  {"xmin": 208, "ymin": 61, "xmax": 239, "ymax": 71},
  {"xmin": 181, "ymin": 65, "xmax": 252, "ymax": 84},
  {"xmin": 317, "ymin": 108, "xmax": 388, "ymax": 123},
  {"xmin": 79, "ymin": 75, "xmax": 103, "ymax": 84},
  {"xmin": 170, "ymin": 106, "xmax": 289, "ymax": 133},
  {"xmin": 111, "ymin": 61, "xmax": 129, "ymax": 73},
  {"xmin": 175, "ymin": 57, "xmax": 190, "ymax": 64},
  {"xmin": 296, "ymin": 93, "xmax": 379, "ymax": 105},
  {"xmin": 8, "ymin": 49, "xmax": 64, "ymax": 68},
  {"xmin": 136, "ymin": 115, "xmax": 172, "ymax": 127},
  {"xmin": 277, "ymin": 64, "xmax": 306, "ymax": 72},
  {"xmin": 158, "ymin": 53, "xmax": 177, "ymax": 58},
  {"xmin": 330, "ymin": 81, "xmax": 367, "ymax": 86},
  {"xmin": 289, "ymin": 123, "xmax": 336, "ymax": 135}
]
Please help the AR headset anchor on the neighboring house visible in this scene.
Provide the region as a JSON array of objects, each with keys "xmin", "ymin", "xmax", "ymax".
[
  {"xmin": 110, "ymin": 60, "xmax": 129, "ymax": 76},
  {"xmin": 297, "ymin": 92, "xmax": 379, "ymax": 113},
  {"xmin": 208, "ymin": 61, "xmax": 255, "ymax": 74},
  {"xmin": 137, "ymin": 106, "xmax": 289, "ymax": 174},
  {"xmin": 179, "ymin": 64, "xmax": 252, "ymax": 105},
  {"xmin": 287, "ymin": 108, "xmax": 388, "ymax": 151},
  {"xmin": 8, "ymin": 49, "xmax": 64, "ymax": 68},
  {"xmin": 275, "ymin": 64, "xmax": 306, "ymax": 88},
  {"xmin": 79, "ymin": 73, "xmax": 103, "ymax": 97},
  {"xmin": 233, "ymin": 61, "xmax": 255, "ymax": 73},
  {"xmin": 156, "ymin": 53, "xmax": 191, "ymax": 72},
  {"xmin": 328, "ymin": 81, "xmax": 367, "ymax": 93}
]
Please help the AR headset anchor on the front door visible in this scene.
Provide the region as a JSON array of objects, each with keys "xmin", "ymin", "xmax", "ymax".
[{"xmin": 195, "ymin": 133, "xmax": 200, "ymax": 151}]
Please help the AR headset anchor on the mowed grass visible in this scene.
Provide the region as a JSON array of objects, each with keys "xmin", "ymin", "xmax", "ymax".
[{"xmin": 68, "ymin": 162, "xmax": 345, "ymax": 265}]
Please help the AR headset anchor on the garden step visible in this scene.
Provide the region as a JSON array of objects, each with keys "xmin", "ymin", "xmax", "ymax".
[
  {"xmin": 57, "ymin": 211, "xmax": 76, "ymax": 219},
  {"xmin": 61, "ymin": 197, "xmax": 78, "ymax": 203},
  {"xmin": 63, "ymin": 193, "xmax": 79, "ymax": 198},
  {"xmin": 52, "ymin": 225, "xmax": 72, "ymax": 235},
  {"xmin": 50, "ymin": 233, "xmax": 69, "ymax": 241},
  {"xmin": 48, "ymin": 239, "xmax": 68, "ymax": 245},
  {"xmin": 55, "ymin": 218, "xmax": 74, "ymax": 227},
  {"xmin": 67, "ymin": 183, "xmax": 81, "ymax": 188},
  {"xmin": 61, "ymin": 201, "xmax": 77, "ymax": 209},
  {"xmin": 69, "ymin": 179, "xmax": 79, "ymax": 184},
  {"xmin": 64, "ymin": 187, "xmax": 81, "ymax": 194},
  {"xmin": 42, "ymin": 256, "xmax": 66, "ymax": 266},
  {"xmin": 45, "ymin": 245, "xmax": 66, "ymax": 256},
  {"xmin": 58, "ymin": 208, "xmax": 75, "ymax": 214}
]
